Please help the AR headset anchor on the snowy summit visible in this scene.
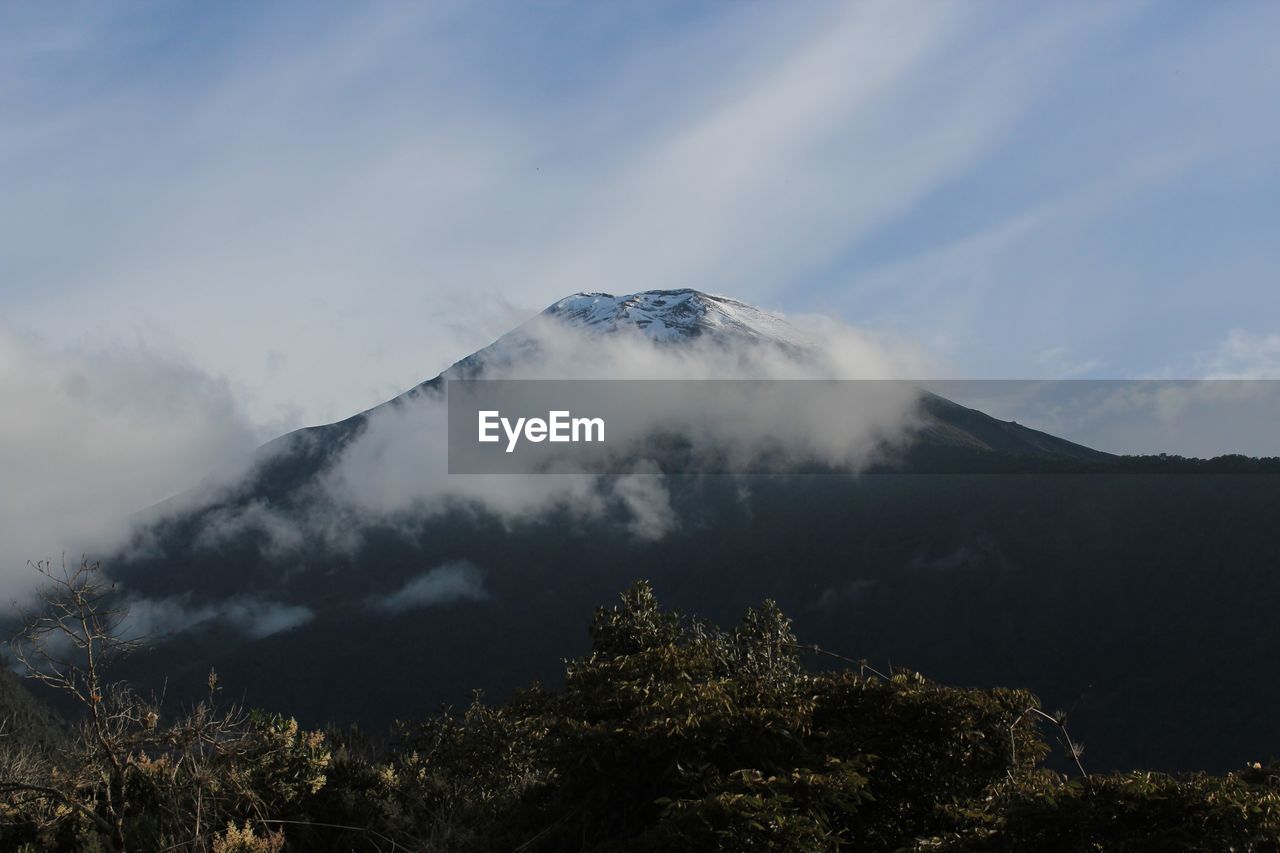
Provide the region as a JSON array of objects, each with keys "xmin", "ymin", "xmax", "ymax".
[
  {"xmin": 542, "ymin": 289, "xmax": 799, "ymax": 345},
  {"xmin": 441, "ymin": 289, "xmax": 810, "ymax": 380}
]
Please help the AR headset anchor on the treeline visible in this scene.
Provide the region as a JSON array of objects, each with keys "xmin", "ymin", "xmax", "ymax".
[
  {"xmin": 3, "ymin": 562, "xmax": 1280, "ymax": 851},
  {"xmin": 868, "ymin": 448, "xmax": 1280, "ymax": 475}
]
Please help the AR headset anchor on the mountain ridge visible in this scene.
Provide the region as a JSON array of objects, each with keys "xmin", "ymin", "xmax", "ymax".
[
  {"xmin": 250, "ymin": 289, "xmax": 1108, "ymax": 489},
  {"xmin": 94, "ymin": 289, "xmax": 1280, "ymax": 773}
]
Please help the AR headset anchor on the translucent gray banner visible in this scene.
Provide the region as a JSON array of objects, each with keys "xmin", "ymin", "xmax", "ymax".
[{"xmin": 445, "ymin": 380, "xmax": 1280, "ymax": 474}]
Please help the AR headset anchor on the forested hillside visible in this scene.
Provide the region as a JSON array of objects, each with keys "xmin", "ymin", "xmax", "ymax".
[{"xmin": 3, "ymin": 564, "xmax": 1279, "ymax": 852}]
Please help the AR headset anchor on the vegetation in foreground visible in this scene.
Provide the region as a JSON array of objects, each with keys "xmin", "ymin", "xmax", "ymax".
[{"xmin": 3, "ymin": 560, "xmax": 1280, "ymax": 851}]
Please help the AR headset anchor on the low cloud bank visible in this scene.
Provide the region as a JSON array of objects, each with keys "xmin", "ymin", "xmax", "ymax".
[
  {"xmin": 313, "ymin": 310, "xmax": 928, "ymax": 544},
  {"xmin": 1, "ymin": 303, "xmax": 928, "ymax": 625},
  {"xmin": 0, "ymin": 325, "xmax": 265, "ymax": 598}
]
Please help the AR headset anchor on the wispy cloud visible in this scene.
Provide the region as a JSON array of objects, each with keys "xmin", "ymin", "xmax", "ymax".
[
  {"xmin": 370, "ymin": 562, "xmax": 488, "ymax": 614},
  {"xmin": 121, "ymin": 595, "xmax": 313, "ymax": 641},
  {"xmin": 165, "ymin": 312, "xmax": 925, "ymax": 561},
  {"xmin": 1200, "ymin": 330, "xmax": 1280, "ymax": 380},
  {"xmin": 6, "ymin": 1, "xmax": 1228, "ymax": 424}
]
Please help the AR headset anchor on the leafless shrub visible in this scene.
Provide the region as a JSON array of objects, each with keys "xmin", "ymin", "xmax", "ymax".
[{"xmin": 2, "ymin": 558, "xmax": 329, "ymax": 852}]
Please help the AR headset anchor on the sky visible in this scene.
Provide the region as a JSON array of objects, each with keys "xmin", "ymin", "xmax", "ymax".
[{"xmin": 2, "ymin": 1, "xmax": 1280, "ymax": 573}]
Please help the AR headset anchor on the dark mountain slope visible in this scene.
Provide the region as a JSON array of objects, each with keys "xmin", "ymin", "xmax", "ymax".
[
  {"xmin": 109, "ymin": 468, "xmax": 1280, "ymax": 772},
  {"xmin": 98, "ymin": 291, "xmax": 1280, "ymax": 772},
  {"xmin": 0, "ymin": 666, "xmax": 65, "ymax": 754}
]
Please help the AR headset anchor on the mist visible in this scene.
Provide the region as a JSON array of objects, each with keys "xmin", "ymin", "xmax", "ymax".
[
  {"xmin": 313, "ymin": 308, "xmax": 928, "ymax": 545},
  {"xmin": 0, "ymin": 325, "xmax": 266, "ymax": 599}
]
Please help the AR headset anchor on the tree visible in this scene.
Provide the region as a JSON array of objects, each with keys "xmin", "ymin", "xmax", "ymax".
[
  {"xmin": 3, "ymin": 558, "xmax": 328, "ymax": 852},
  {"xmin": 7, "ymin": 557, "xmax": 140, "ymax": 848}
]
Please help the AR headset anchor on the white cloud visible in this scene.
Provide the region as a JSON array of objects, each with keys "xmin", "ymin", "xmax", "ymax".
[
  {"xmin": 0, "ymin": 325, "xmax": 265, "ymax": 596},
  {"xmin": 120, "ymin": 595, "xmax": 313, "ymax": 641},
  {"xmin": 611, "ymin": 465, "xmax": 677, "ymax": 542},
  {"xmin": 371, "ymin": 562, "xmax": 488, "ymax": 613},
  {"xmin": 307, "ymin": 312, "xmax": 923, "ymax": 540},
  {"xmin": 1201, "ymin": 330, "xmax": 1280, "ymax": 379},
  {"xmin": 135, "ymin": 308, "xmax": 925, "ymax": 561}
]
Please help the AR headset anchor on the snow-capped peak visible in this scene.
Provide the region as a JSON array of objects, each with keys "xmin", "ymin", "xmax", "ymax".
[
  {"xmin": 440, "ymin": 289, "xmax": 810, "ymax": 380},
  {"xmin": 542, "ymin": 289, "xmax": 804, "ymax": 346}
]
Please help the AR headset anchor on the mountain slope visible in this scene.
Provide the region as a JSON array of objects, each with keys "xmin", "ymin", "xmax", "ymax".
[
  {"xmin": 0, "ymin": 667, "xmax": 65, "ymax": 754},
  {"xmin": 99, "ymin": 290, "xmax": 1280, "ymax": 773},
  {"xmin": 908, "ymin": 391, "xmax": 1109, "ymax": 461},
  {"xmin": 238, "ymin": 289, "xmax": 1107, "ymax": 492}
]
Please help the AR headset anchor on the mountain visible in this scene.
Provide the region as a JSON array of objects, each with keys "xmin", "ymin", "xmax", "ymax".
[
  {"xmin": 422, "ymin": 289, "xmax": 813, "ymax": 382},
  {"xmin": 96, "ymin": 290, "xmax": 1280, "ymax": 773},
  {"xmin": 530, "ymin": 289, "xmax": 813, "ymax": 347},
  {"xmin": 907, "ymin": 391, "xmax": 1110, "ymax": 465},
  {"xmin": 0, "ymin": 667, "xmax": 65, "ymax": 754},
  {"xmin": 237, "ymin": 289, "xmax": 1106, "ymax": 489},
  {"xmin": 178, "ymin": 290, "xmax": 1108, "ymax": 510}
]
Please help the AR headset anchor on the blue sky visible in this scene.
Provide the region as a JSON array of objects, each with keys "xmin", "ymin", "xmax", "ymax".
[
  {"xmin": 2, "ymin": 0, "xmax": 1280, "ymax": 580},
  {"xmin": 3, "ymin": 0, "xmax": 1279, "ymax": 426}
]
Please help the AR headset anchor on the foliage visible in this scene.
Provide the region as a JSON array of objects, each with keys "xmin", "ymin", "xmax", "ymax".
[
  {"xmin": 210, "ymin": 821, "xmax": 284, "ymax": 853},
  {"xmin": 1, "ymin": 560, "xmax": 330, "ymax": 852},
  {"xmin": 5, "ymin": 572, "xmax": 1280, "ymax": 850}
]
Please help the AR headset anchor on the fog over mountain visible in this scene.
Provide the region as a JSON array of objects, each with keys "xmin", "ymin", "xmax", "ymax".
[
  {"xmin": 22, "ymin": 289, "xmax": 1266, "ymax": 773},
  {"xmin": 0, "ymin": 326, "xmax": 267, "ymax": 598},
  {"xmin": 110, "ymin": 289, "xmax": 1092, "ymax": 580},
  {"xmin": 115, "ymin": 290, "xmax": 923, "ymax": 560}
]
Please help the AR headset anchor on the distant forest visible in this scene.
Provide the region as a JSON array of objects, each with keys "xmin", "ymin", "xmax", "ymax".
[{"xmin": 868, "ymin": 450, "xmax": 1280, "ymax": 475}]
